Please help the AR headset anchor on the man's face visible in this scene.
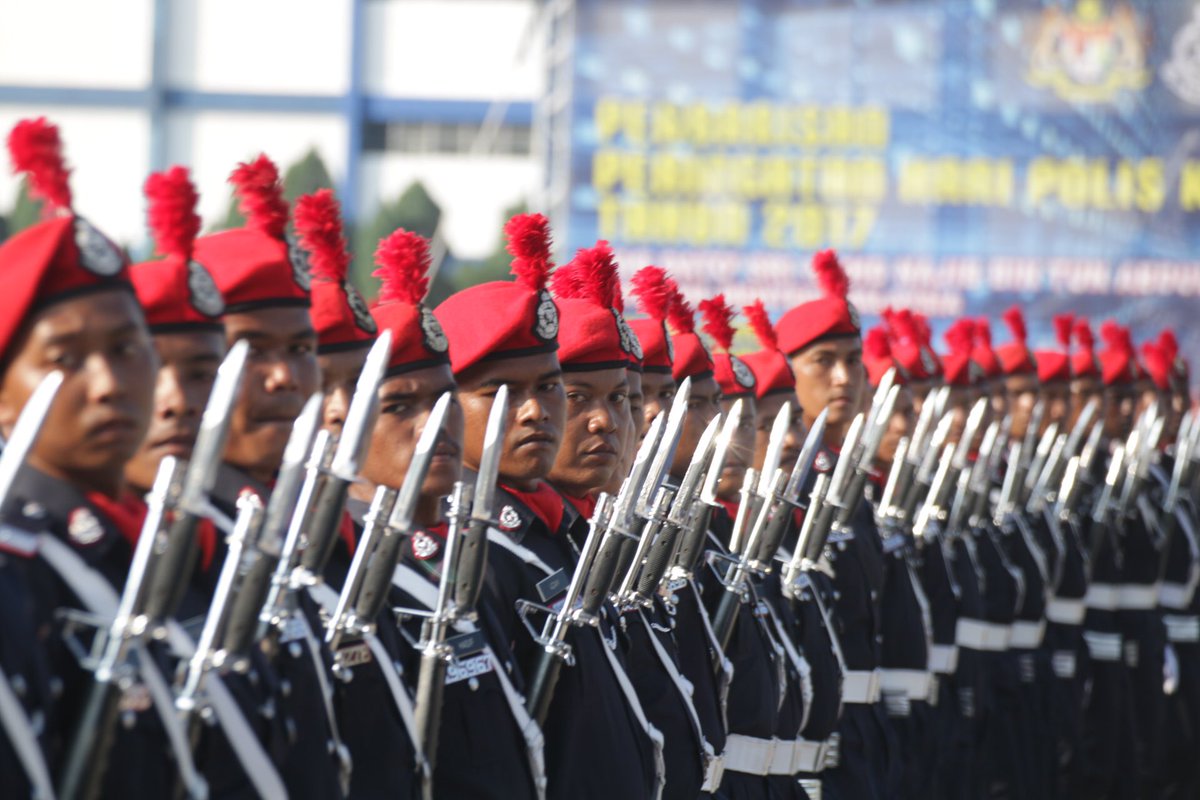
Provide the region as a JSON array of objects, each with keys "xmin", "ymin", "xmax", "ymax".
[
  {"xmin": 945, "ymin": 386, "xmax": 972, "ymax": 446},
  {"xmin": 1004, "ymin": 373, "xmax": 1039, "ymax": 441},
  {"xmin": 361, "ymin": 365, "xmax": 463, "ymax": 501},
  {"xmin": 456, "ymin": 351, "xmax": 565, "ymax": 491},
  {"xmin": 0, "ymin": 291, "xmax": 156, "ymax": 492},
  {"xmin": 609, "ymin": 368, "xmax": 643, "ymax": 493},
  {"xmin": 1102, "ymin": 383, "xmax": 1135, "ymax": 439},
  {"xmin": 989, "ymin": 378, "xmax": 1008, "ymax": 420},
  {"xmin": 639, "ymin": 370, "xmax": 677, "ymax": 437},
  {"xmin": 222, "ymin": 308, "xmax": 320, "ymax": 480},
  {"xmin": 670, "ymin": 375, "xmax": 722, "ymax": 480},
  {"xmin": 753, "ymin": 393, "xmax": 806, "ymax": 475},
  {"xmin": 877, "ymin": 386, "xmax": 914, "ymax": 467},
  {"xmin": 125, "ymin": 330, "xmax": 226, "ymax": 491},
  {"xmin": 318, "ymin": 346, "xmax": 370, "ymax": 436},
  {"xmin": 717, "ymin": 395, "xmax": 756, "ymax": 502},
  {"xmin": 549, "ymin": 367, "xmax": 630, "ymax": 497},
  {"xmin": 789, "ymin": 335, "xmax": 865, "ymax": 443},
  {"xmin": 1042, "ymin": 380, "xmax": 1070, "ymax": 434}
]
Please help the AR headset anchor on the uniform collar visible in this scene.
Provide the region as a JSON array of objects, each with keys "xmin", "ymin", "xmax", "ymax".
[{"xmin": 3, "ymin": 465, "xmax": 130, "ymax": 568}]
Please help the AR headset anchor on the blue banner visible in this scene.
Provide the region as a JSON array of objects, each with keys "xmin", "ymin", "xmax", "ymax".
[{"xmin": 558, "ymin": 0, "xmax": 1200, "ymax": 369}]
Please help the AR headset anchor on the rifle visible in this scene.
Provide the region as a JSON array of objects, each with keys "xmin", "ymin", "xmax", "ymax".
[
  {"xmin": 142, "ymin": 340, "xmax": 249, "ymax": 624},
  {"xmin": 1086, "ymin": 443, "xmax": 1126, "ymax": 570},
  {"xmin": 0, "ymin": 371, "xmax": 62, "ymax": 505},
  {"xmin": 1027, "ymin": 398, "xmax": 1099, "ymax": 515},
  {"xmin": 522, "ymin": 493, "xmax": 617, "ymax": 726},
  {"xmin": 829, "ymin": 382, "xmax": 901, "ymax": 529},
  {"xmin": 802, "ymin": 411, "xmax": 865, "ymax": 556},
  {"xmin": 325, "ymin": 392, "xmax": 453, "ymax": 657},
  {"xmin": 1055, "ymin": 420, "xmax": 1104, "ymax": 522}
]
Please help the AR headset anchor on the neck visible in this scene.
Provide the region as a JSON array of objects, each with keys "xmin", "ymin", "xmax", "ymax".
[
  {"xmin": 32, "ymin": 456, "xmax": 125, "ymax": 499},
  {"xmin": 416, "ymin": 495, "xmax": 442, "ymax": 527},
  {"xmin": 500, "ymin": 473, "xmax": 541, "ymax": 493}
]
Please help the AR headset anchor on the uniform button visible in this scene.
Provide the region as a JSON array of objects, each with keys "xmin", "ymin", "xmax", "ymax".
[
  {"xmin": 837, "ymin": 542, "xmax": 847, "ymax": 552},
  {"xmin": 394, "ymin": 661, "xmax": 405, "ymax": 677},
  {"xmin": 833, "ymin": 591, "xmax": 841, "ymax": 601},
  {"xmin": 247, "ymin": 669, "xmax": 260, "ymax": 688},
  {"xmin": 468, "ymin": 677, "xmax": 480, "ymax": 692},
  {"xmin": 121, "ymin": 710, "xmax": 137, "ymax": 730},
  {"xmin": 288, "ymin": 642, "xmax": 304, "ymax": 659},
  {"xmin": 49, "ymin": 677, "xmax": 64, "ymax": 699},
  {"xmin": 10, "ymin": 673, "xmax": 27, "ymax": 697},
  {"xmin": 280, "ymin": 680, "xmax": 292, "ymax": 698},
  {"xmin": 260, "ymin": 698, "xmax": 276, "ymax": 720},
  {"xmin": 285, "ymin": 718, "xmax": 297, "ymax": 744},
  {"xmin": 327, "ymin": 738, "xmax": 337, "ymax": 754},
  {"xmin": 870, "ymin": 590, "xmax": 878, "ymax": 602}
]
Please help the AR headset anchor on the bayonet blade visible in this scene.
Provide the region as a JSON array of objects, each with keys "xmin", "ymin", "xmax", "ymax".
[
  {"xmin": 0, "ymin": 370, "xmax": 62, "ymax": 508},
  {"xmin": 823, "ymin": 413, "xmax": 864, "ymax": 509},
  {"xmin": 668, "ymin": 415, "xmax": 722, "ymax": 526},
  {"xmin": 261, "ymin": 395, "xmax": 326, "ymax": 546},
  {"xmin": 471, "ymin": 385, "xmax": 508, "ymax": 524},
  {"xmin": 329, "ymin": 330, "xmax": 394, "ymax": 481},
  {"xmin": 388, "ymin": 393, "xmax": 452, "ymax": 532},
  {"xmin": 613, "ymin": 412, "xmax": 663, "ymax": 528},
  {"xmin": 180, "ymin": 339, "xmax": 250, "ymax": 511},
  {"xmin": 700, "ymin": 399, "xmax": 743, "ymax": 506},
  {"xmin": 783, "ymin": 408, "xmax": 828, "ymax": 503},
  {"xmin": 952, "ymin": 398, "xmax": 990, "ymax": 470},
  {"xmin": 638, "ymin": 377, "xmax": 691, "ymax": 514},
  {"xmin": 757, "ymin": 401, "xmax": 791, "ymax": 495}
]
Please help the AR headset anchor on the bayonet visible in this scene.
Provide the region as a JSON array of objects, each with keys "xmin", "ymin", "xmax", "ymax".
[
  {"xmin": 637, "ymin": 377, "xmax": 691, "ymax": 515},
  {"xmin": 454, "ymin": 385, "xmax": 508, "ymax": 621},
  {"xmin": 0, "ymin": 370, "xmax": 62, "ymax": 509}
]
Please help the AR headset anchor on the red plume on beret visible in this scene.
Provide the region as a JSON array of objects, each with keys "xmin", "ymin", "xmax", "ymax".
[
  {"xmin": 1033, "ymin": 312, "xmax": 1075, "ymax": 383},
  {"xmin": 505, "ymin": 213, "xmax": 553, "ymax": 293},
  {"xmin": 627, "ymin": 265, "xmax": 674, "ymax": 373},
  {"xmin": 552, "ymin": 240, "xmax": 639, "ymax": 370},
  {"xmin": 884, "ymin": 308, "xmax": 930, "ymax": 380},
  {"xmin": 1071, "ymin": 317, "xmax": 1099, "ymax": 378},
  {"xmin": 775, "ymin": 249, "xmax": 860, "ymax": 356},
  {"xmin": 1140, "ymin": 341, "xmax": 1171, "ymax": 390},
  {"xmin": 371, "ymin": 228, "xmax": 449, "ymax": 375},
  {"xmin": 740, "ymin": 300, "xmax": 795, "ymax": 399},
  {"xmin": 863, "ymin": 325, "xmax": 899, "ymax": 387},
  {"xmin": 1158, "ymin": 328, "xmax": 1189, "ymax": 386},
  {"xmin": 434, "ymin": 211, "xmax": 560, "ymax": 375},
  {"xmin": 1053, "ymin": 314, "xmax": 1074, "ymax": 349},
  {"xmin": 7, "ymin": 117, "xmax": 72, "ymax": 215},
  {"xmin": 996, "ymin": 306, "xmax": 1036, "ymax": 376},
  {"xmin": 193, "ymin": 154, "xmax": 309, "ymax": 313},
  {"xmin": 668, "ymin": 283, "xmax": 713, "ymax": 382},
  {"xmin": 1098, "ymin": 320, "xmax": 1139, "ymax": 385},
  {"xmin": 0, "ymin": 118, "xmax": 132, "ymax": 360},
  {"xmin": 813, "ymin": 249, "xmax": 850, "ymax": 298},
  {"xmin": 970, "ymin": 317, "xmax": 1001, "ymax": 379},
  {"xmin": 131, "ymin": 166, "xmax": 224, "ymax": 332},
  {"xmin": 295, "ymin": 189, "xmax": 375, "ymax": 352},
  {"xmin": 229, "ymin": 155, "xmax": 288, "ymax": 240},
  {"xmin": 700, "ymin": 294, "xmax": 754, "ymax": 397},
  {"xmin": 698, "ymin": 294, "xmax": 736, "ymax": 353},
  {"xmin": 942, "ymin": 319, "xmax": 978, "ymax": 387}
]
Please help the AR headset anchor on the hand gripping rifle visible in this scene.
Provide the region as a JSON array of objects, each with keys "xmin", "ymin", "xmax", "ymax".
[
  {"xmin": 1055, "ymin": 419, "xmax": 1104, "ymax": 523},
  {"xmin": 324, "ymin": 391, "xmax": 453, "ymax": 660},
  {"xmin": 259, "ymin": 333, "xmax": 394, "ymax": 643},
  {"xmin": 522, "ymin": 492, "xmax": 617, "ymax": 726},
  {"xmin": 1027, "ymin": 398, "xmax": 1099, "ymax": 516},
  {"xmin": 800, "ymin": 411, "xmax": 865, "ymax": 561},
  {"xmin": 900, "ymin": 410, "xmax": 957, "ymax": 523}
]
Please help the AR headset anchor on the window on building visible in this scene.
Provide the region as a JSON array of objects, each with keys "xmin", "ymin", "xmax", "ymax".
[{"xmin": 363, "ymin": 121, "xmax": 531, "ymax": 156}]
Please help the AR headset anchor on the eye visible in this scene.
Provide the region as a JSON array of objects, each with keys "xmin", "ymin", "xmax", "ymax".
[
  {"xmin": 566, "ymin": 391, "xmax": 588, "ymax": 403},
  {"xmin": 381, "ymin": 401, "xmax": 411, "ymax": 416},
  {"xmin": 290, "ymin": 342, "xmax": 313, "ymax": 356},
  {"xmin": 48, "ymin": 351, "xmax": 79, "ymax": 370},
  {"xmin": 611, "ymin": 391, "xmax": 628, "ymax": 404}
]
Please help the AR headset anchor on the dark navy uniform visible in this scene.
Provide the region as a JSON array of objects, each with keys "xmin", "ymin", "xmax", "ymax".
[
  {"xmin": 0, "ymin": 467, "xmax": 180, "ymax": 797},
  {"xmin": 208, "ymin": 465, "xmax": 348, "ymax": 800},
  {"xmin": 482, "ymin": 484, "xmax": 659, "ymax": 800}
]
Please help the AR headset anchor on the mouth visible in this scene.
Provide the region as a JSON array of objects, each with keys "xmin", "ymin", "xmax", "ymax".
[
  {"xmin": 515, "ymin": 432, "xmax": 557, "ymax": 451},
  {"xmin": 431, "ymin": 442, "xmax": 461, "ymax": 462},
  {"xmin": 87, "ymin": 417, "xmax": 138, "ymax": 443},
  {"xmin": 149, "ymin": 432, "xmax": 196, "ymax": 456}
]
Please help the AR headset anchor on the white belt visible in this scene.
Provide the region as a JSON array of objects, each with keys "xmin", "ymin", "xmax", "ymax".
[
  {"xmin": 956, "ymin": 618, "xmax": 1010, "ymax": 651},
  {"xmin": 725, "ymin": 734, "xmax": 828, "ymax": 776},
  {"xmin": 1046, "ymin": 597, "xmax": 1086, "ymax": 625},
  {"xmin": 1083, "ymin": 631, "xmax": 1123, "ymax": 662},
  {"xmin": 929, "ymin": 644, "xmax": 959, "ymax": 675},
  {"xmin": 879, "ymin": 668, "xmax": 933, "ymax": 701},
  {"xmin": 702, "ymin": 753, "xmax": 726, "ymax": 790},
  {"xmin": 842, "ymin": 669, "xmax": 881, "ymax": 704},
  {"xmin": 1160, "ymin": 582, "xmax": 1194, "ymax": 611},
  {"xmin": 1118, "ymin": 583, "xmax": 1160, "ymax": 610},
  {"xmin": 1164, "ymin": 615, "xmax": 1200, "ymax": 643},
  {"xmin": 1010, "ymin": 620, "xmax": 1046, "ymax": 649},
  {"xmin": 1086, "ymin": 582, "xmax": 1120, "ymax": 611}
]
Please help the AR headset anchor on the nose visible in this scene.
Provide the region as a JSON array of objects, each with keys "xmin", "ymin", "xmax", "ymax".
[
  {"xmin": 263, "ymin": 356, "xmax": 300, "ymax": 394},
  {"xmin": 322, "ymin": 385, "xmax": 352, "ymax": 433}
]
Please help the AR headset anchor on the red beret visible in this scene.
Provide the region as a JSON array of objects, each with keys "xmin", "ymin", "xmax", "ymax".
[
  {"xmin": 1035, "ymin": 313, "xmax": 1074, "ymax": 383},
  {"xmin": 1098, "ymin": 321, "xmax": 1140, "ymax": 386},
  {"xmin": 1140, "ymin": 341, "xmax": 1172, "ymax": 391},
  {"xmin": 1071, "ymin": 318, "xmax": 1100, "ymax": 379},
  {"xmin": 699, "ymin": 294, "xmax": 755, "ymax": 398},
  {"xmin": 995, "ymin": 306, "xmax": 1037, "ymax": 377},
  {"xmin": 293, "ymin": 189, "xmax": 376, "ymax": 354},
  {"xmin": 882, "ymin": 307, "xmax": 937, "ymax": 380},
  {"xmin": 370, "ymin": 228, "xmax": 449, "ymax": 375},
  {"xmin": 941, "ymin": 318, "xmax": 981, "ymax": 387},
  {"xmin": 740, "ymin": 300, "xmax": 795, "ymax": 399},
  {"xmin": 775, "ymin": 250, "xmax": 860, "ymax": 357},
  {"xmin": 971, "ymin": 318, "xmax": 1002, "ymax": 379},
  {"xmin": 1, "ymin": 118, "xmax": 131, "ymax": 360},
  {"xmin": 1157, "ymin": 329, "xmax": 1189, "ymax": 388},
  {"xmin": 130, "ymin": 166, "xmax": 224, "ymax": 333},
  {"xmin": 667, "ymin": 284, "xmax": 714, "ymax": 382},
  {"xmin": 434, "ymin": 213, "xmax": 558, "ymax": 375},
  {"xmin": 192, "ymin": 155, "xmax": 311, "ymax": 313},
  {"xmin": 628, "ymin": 266, "xmax": 675, "ymax": 374},
  {"xmin": 550, "ymin": 241, "xmax": 642, "ymax": 371}
]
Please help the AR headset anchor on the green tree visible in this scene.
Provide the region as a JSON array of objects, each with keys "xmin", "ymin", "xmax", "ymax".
[
  {"xmin": 4, "ymin": 179, "xmax": 43, "ymax": 239},
  {"xmin": 352, "ymin": 180, "xmax": 443, "ymax": 298}
]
